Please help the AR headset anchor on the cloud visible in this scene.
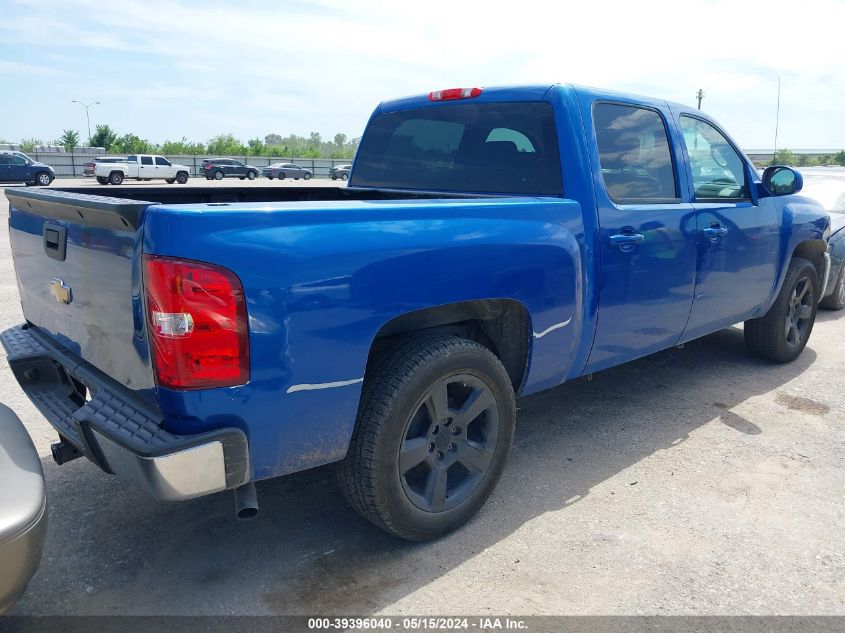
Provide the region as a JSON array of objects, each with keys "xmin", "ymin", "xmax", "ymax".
[{"xmin": 0, "ymin": 0, "xmax": 843, "ymax": 147}]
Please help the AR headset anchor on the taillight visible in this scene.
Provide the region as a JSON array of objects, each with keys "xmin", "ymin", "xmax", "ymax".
[
  {"xmin": 428, "ymin": 87, "xmax": 483, "ymax": 101},
  {"xmin": 143, "ymin": 255, "xmax": 249, "ymax": 390}
]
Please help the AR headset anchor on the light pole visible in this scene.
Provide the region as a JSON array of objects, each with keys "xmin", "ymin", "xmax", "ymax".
[
  {"xmin": 71, "ymin": 100, "xmax": 100, "ymax": 144},
  {"xmin": 696, "ymin": 89, "xmax": 705, "ymax": 110}
]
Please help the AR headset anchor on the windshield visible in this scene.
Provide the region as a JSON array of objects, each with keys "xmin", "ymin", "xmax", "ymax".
[{"xmin": 352, "ymin": 101, "xmax": 563, "ymax": 195}]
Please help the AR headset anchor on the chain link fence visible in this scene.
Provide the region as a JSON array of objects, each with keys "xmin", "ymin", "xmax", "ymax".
[{"xmin": 22, "ymin": 152, "xmax": 353, "ymax": 179}]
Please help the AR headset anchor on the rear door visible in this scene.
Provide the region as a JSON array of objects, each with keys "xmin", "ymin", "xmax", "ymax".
[
  {"xmin": 673, "ymin": 113, "xmax": 780, "ymax": 341},
  {"xmin": 139, "ymin": 155, "xmax": 156, "ymax": 178},
  {"xmin": 582, "ymin": 99, "xmax": 698, "ymax": 373},
  {"xmin": 0, "ymin": 155, "xmax": 11, "ymax": 182}
]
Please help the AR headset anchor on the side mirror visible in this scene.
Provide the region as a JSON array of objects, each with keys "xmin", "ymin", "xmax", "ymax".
[{"xmin": 762, "ymin": 165, "xmax": 803, "ymax": 195}]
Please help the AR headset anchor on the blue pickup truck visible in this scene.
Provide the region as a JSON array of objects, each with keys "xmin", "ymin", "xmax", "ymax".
[{"xmin": 1, "ymin": 84, "xmax": 830, "ymax": 541}]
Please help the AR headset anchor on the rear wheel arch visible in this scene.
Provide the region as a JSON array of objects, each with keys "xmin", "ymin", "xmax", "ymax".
[{"xmin": 364, "ymin": 299, "xmax": 532, "ymax": 395}]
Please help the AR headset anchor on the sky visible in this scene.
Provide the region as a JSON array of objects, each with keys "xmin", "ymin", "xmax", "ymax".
[{"xmin": 1, "ymin": 0, "xmax": 844, "ymax": 150}]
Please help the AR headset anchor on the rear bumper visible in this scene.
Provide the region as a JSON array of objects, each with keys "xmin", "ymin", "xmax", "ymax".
[{"xmin": 1, "ymin": 324, "xmax": 250, "ymax": 501}]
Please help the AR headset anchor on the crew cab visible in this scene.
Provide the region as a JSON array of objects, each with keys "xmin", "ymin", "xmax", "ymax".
[
  {"xmin": 94, "ymin": 154, "xmax": 190, "ymax": 185},
  {"xmin": 1, "ymin": 84, "xmax": 830, "ymax": 541}
]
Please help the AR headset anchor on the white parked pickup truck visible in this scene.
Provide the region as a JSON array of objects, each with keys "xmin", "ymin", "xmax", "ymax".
[{"xmin": 94, "ymin": 155, "xmax": 191, "ymax": 185}]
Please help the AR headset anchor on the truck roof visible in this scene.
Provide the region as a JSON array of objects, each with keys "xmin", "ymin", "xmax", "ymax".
[{"xmin": 375, "ymin": 83, "xmax": 697, "ymax": 115}]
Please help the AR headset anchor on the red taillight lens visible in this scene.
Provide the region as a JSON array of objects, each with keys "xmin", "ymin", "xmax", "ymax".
[
  {"xmin": 428, "ymin": 87, "xmax": 483, "ymax": 101},
  {"xmin": 143, "ymin": 255, "xmax": 249, "ymax": 390}
]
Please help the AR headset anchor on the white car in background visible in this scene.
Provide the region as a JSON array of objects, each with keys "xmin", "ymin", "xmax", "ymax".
[{"xmin": 94, "ymin": 154, "xmax": 191, "ymax": 185}]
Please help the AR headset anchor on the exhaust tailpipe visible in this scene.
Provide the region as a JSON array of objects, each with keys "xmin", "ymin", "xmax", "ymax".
[
  {"xmin": 51, "ymin": 440, "xmax": 82, "ymax": 465},
  {"xmin": 233, "ymin": 482, "xmax": 259, "ymax": 520}
]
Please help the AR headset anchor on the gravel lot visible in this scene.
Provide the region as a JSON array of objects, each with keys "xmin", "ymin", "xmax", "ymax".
[{"xmin": 0, "ymin": 177, "xmax": 843, "ymax": 616}]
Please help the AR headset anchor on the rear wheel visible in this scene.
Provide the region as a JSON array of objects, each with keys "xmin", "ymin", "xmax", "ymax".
[
  {"xmin": 279, "ymin": 172, "xmax": 286, "ymax": 180},
  {"xmin": 96, "ymin": 176, "xmax": 108, "ymax": 185},
  {"xmin": 214, "ymin": 170, "xmax": 224, "ymax": 180},
  {"xmin": 820, "ymin": 265, "xmax": 845, "ymax": 310},
  {"xmin": 745, "ymin": 257, "xmax": 818, "ymax": 362},
  {"xmin": 109, "ymin": 171, "xmax": 124, "ymax": 185},
  {"xmin": 341, "ymin": 173, "xmax": 349, "ymax": 181},
  {"xmin": 338, "ymin": 335, "xmax": 515, "ymax": 541},
  {"xmin": 165, "ymin": 178, "xmax": 176, "ymax": 184}
]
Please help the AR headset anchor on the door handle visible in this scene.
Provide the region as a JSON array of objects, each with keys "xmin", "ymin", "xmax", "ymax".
[
  {"xmin": 609, "ymin": 232, "xmax": 645, "ymax": 252},
  {"xmin": 702, "ymin": 225, "xmax": 728, "ymax": 240}
]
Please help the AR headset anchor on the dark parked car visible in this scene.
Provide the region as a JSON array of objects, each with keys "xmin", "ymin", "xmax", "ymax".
[
  {"xmin": 330, "ymin": 164, "xmax": 352, "ymax": 180},
  {"xmin": 0, "ymin": 151, "xmax": 54, "ymax": 186},
  {"xmin": 262, "ymin": 162, "xmax": 312, "ymax": 180},
  {"xmin": 201, "ymin": 159, "xmax": 259, "ymax": 181},
  {"xmin": 821, "ymin": 212, "xmax": 845, "ymax": 310},
  {"xmin": 83, "ymin": 156, "xmax": 127, "ymax": 177},
  {"xmin": 0, "ymin": 403, "xmax": 47, "ymax": 614}
]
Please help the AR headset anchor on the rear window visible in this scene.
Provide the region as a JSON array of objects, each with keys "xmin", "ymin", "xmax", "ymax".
[{"xmin": 352, "ymin": 102, "xmax": 563, "ymax": 195}]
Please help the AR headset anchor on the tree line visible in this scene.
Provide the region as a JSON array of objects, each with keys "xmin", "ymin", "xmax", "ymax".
[
  {"xmin": 771, "ymin": 149, "xmax": 845, "ymax": 167},
  {"xmin": 16, "ymin": 124, "xmax": 360, "ymax": 159}
]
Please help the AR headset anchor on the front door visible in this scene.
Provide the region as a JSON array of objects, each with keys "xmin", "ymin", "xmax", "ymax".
[
  {"xmin": 8, "ymin": 155, "xmax": 29, "ymax": 182},
  {"xmin": 674, "ymin": 114, "xmax": 780, "ymax": 341},
  {"xmin": 584, "ymin": 101, "xmax": 698, "ymax": 373}
]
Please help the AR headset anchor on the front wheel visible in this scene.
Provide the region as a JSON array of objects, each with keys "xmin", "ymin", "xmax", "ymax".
[
  {"xmin": 278, "ymin": 172, "xmax": 285, "ymax": 180},
  {"xmin": 745, "ymin": 256, "xmax": 819, "ymax": 362},
  {"xmin": 34, "ymin": 171, "xmax": 53, "ymax": 186},
  {"xmin": 338, "ymin": 335, "xmax": 515, "ymax": 541},
  {"xmin": 247, "ymin": 171, "xmax": 256, "ymax": 180},
  {"xmin": 820, "ymin": 265, "xmax": 845, "ymax": 310},
  {"xmin": 175, "ymin": 172, "xmax": 189, "ymax": 184},
  {"xmin": 303, "ymin": 172, "xmax": 312, "ymax": 180},
  {"xmin": 341, "ymin": 173, "xmax": 349, "ymax": 181}
]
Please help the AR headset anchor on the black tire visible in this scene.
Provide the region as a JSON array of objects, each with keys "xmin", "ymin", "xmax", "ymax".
[
  {"xmin": 165, "ymin": 178, "xmax": 176, "ymax": 184},
  {"xmin": 206, "ymin": 176, "xmax": 212, "ymax": 180},
  {"xmin": 109, "ymin": 171, "xmax": 124, "ymax": 185},
  {"xmin": 247, "ymin": 171, "xmax": 256, "ymax": 180},
  {"xmin": 175, "ymin": 172, "xmax": 189, "ymax": 184},
  {"xmin": 34, "ymin": 171, "xmax": 53, "ymax": 186},
  {"xmin": 338, "ymin": 335, "xmax": 516, "ymax": 541},
  {"xmin": 745, "ymin": 257, "xmax": 819, "ymax": 362},
  {"xmin": 303, "ymin": 172, "xmax": 312, "ymax": 180},
  {"xmin": 279, "ymin": 172, "xmax": 286, "ymax": 180},
  {"xmin": 96, "ymin": 176, "xmax": 108, "ymax": 185},
  {"xmin": 213, "ymin": 170, "xmax": 224, "ymax": 180},
  {"xmin": 267, "ymin": 175, "xmax": 274, "ymax": 180},
  {"xmin": 331, "ymin": 175, "xmax": 337, "ymax": 180},
  {"xmin": 820, "ymin": 264, "xmax": 845, "ymax": 310},
  {"xmin": 342, "ymin": 173, "xmax": 349, "ymax": 181}
]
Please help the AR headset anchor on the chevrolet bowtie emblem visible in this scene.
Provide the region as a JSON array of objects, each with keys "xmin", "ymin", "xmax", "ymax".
[{"xmin": 50, "ymin": 278, "xmax": 72, "ymax": 305}]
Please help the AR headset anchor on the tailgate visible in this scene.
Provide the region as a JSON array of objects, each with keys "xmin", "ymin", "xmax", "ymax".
[{"xmin": 5, "ymin": 188, "xmax": 157, "ymax": 392}]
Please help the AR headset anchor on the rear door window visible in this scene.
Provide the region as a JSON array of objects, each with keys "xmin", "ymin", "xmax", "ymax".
[
  {"xmin": 593, "ymin": 103, "xmax": 679, "ymax": 203},
  {"xmin": 140, "ymin": 156, "xmax": 153, "ymax": 165},
  {"xmin": 353, "ymin": 102, "xmax": 563, "ymax": 195}
]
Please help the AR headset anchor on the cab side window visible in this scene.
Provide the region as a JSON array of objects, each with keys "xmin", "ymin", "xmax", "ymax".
[
  {"xmin": 155, "ymin": 156, "xmax": 170, "ymax": 166},
  {"xmin": 594, "ymin": 103, "xmax": 678, "ymax": 203},
  {"xmin": 141, "ymin": 156, "xmax": 153, "ymax": 165},
  {"xmin": 679, "ymin": 116, "xmax": 748, "ymax": 200}
]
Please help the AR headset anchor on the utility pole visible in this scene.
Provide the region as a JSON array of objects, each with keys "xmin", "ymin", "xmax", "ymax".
[
  {"xmin": 71, "ymin": 100, "xmax": 100, "ymax": 145},
  {"xmin": 773, "ymin": 76, "xmax": 781, "ymax": 164},
  {"xmin": 696, "ymin": 89, "xmax": 705, "ymax": 110}
]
